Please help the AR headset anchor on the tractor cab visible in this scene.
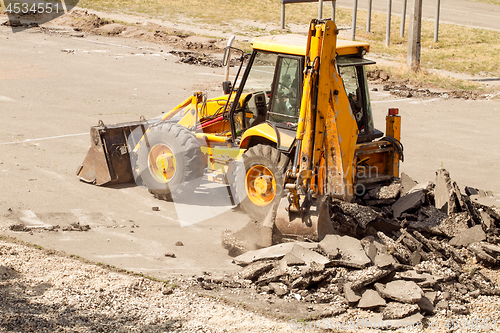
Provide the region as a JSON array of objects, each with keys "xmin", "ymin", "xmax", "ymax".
[{"xmin": 228, "ymin": 34, "xmax": 383, "ymax": 149}]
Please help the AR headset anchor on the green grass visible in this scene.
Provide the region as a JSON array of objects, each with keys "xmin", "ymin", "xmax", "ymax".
[{"xmin": 468, "ymin": 0, "xmax": 500, "ymax": 4}]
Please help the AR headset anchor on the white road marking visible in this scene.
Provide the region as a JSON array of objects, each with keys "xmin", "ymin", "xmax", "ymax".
[
  {"xmin": 71, "ymin": 209, "xmax": 97, "ymax": 227},
  {"xmin": 72, "ymin": 38, "xmax": 135, "ymax": 49},
  {"xmin": 0, "ymin": 133, "xmax": 88, "ymax": 145},
  {"xmin": 195, "ymin": 73, "xmax": 225, "ymax": 77},
  {"xmin": 20, "ymin": 210, "xmax": 51, "ymax": 228},
  {"xmin": 372, "ymin": 98, "xmax": 412, "ymax": 104},
  {"xmin": 0, "ymin": 95, "xmax": 15, "ymax": 102},
  {"xmin": 93, "ymin": 253, "xmax": 149, "ymax": 259}
]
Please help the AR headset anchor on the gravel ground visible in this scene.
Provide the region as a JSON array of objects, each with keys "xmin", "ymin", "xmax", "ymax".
[
  {"xmin": 4, "ymin": 236, "xmax": 500, "ymax": 333},
  {"xmin": 0, "ymin": 239, "xmax": 297, "ymax": 333}
]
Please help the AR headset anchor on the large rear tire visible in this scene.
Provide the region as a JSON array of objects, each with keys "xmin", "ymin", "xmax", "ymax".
[
  {"xmin": 231, "ymin": 144, "xmax": 289, "ymax": 221},
  {"xmin": 136, "ymin": 123, "xmax": 204, "ymax": 200}
]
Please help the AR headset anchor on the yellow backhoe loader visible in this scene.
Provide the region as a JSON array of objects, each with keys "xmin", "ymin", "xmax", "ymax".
[{"xmin": 77, "ymin": 19, "xmax": 403, "ymax": 241}]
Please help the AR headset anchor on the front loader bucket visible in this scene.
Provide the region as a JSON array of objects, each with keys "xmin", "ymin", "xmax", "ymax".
[
  {"xmin": 77, "ymin": 119, "xmax": 149, "ymax": 186},
  {"xmin": 275, "ymin": 197, "xmax": 334, "ymax": 242}
]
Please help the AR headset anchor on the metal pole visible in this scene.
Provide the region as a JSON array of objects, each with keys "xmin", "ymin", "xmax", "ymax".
[
  {"xmin": 400, "ymin": 0, "xmax": 407, "ymax": 37},
  {"xmin": 281, "ymin": 2, "xmax": 285, "ymax": 29},
  {"xmin": 408, "ymin": 0, "xmax": 423, "ymax": 71},
  {"xmin": 332, "ymin": 0, "xmax": 336, "ymax": 22},
  {"xmin": 386, "ymin": 0, "xmax": 392, "ymax": 46},
  {"xmin": 352, "ymin": 0, "xmax": 358, "ymax": 41},
  {"xmin": 367, "ymin": 0, "xmax": 372, "ymax": 32},
  {"xmin": 434, "ymin": 0, "xmax": 440, "ymax": 42},
  {"xmin": 318, "ymin": 0, "xmax": 324, "ymax": 19}
]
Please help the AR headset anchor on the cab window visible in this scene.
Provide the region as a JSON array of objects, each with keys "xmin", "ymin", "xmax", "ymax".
[{"xmin": 268, "ymin": 56, "xmax": 302, "ymax": 128}]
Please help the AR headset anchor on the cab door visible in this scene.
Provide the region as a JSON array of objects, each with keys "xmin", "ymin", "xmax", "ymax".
[{"xmin": 267, "ymin": 55, "xmax": 303, "ymax": 129}]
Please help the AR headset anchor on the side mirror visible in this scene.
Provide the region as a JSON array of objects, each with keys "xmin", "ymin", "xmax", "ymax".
[{"xmin": 222, "ymin": 81, "xmax": 232, "ymax": 95}]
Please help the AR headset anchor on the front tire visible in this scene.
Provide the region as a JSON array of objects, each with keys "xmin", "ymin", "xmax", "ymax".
[
  {"xmin": 231, "ymin": 144, "xmax": 289, "ymax": 221},
  {"xmin": 136, "ymin": 123, "xmax": 204, "ymax": 200}
]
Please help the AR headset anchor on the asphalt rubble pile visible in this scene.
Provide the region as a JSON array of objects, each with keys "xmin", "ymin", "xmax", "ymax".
[
  {"xmin": 209, "ymin": 168, "xmax": 500, "ymax": 327},
  {"xmin": 367, "ymin": 69, "xmax": 483, "ymax": 100}
]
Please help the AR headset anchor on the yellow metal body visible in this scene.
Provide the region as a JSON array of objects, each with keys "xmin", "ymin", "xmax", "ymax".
[
  {"xmin": 286, "ymin": 20, "xmax": 360, "ymax": 207},
  {"xmin": 85, "ymin": 21, "xmax": 400, "ymax": 202},
  {"xmin": 251, "ymin": 34, "xmax": 370, "ymax": 57},
  {"xmin": 240, "ymin": 123, "xmax": 295, "ymax": 150},
  {"xmin": 386, "ymin": 114, "xmax": 401, "ymax": 178}
]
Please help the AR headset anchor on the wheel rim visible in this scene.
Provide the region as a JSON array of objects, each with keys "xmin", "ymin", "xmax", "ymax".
[
  {"xmin": 245, "ymin": 165, "xmax": 276, "ymax": 207},
  {"xmin": 148, "ymin": 144, "xmax": 176, "ymax": 184}
]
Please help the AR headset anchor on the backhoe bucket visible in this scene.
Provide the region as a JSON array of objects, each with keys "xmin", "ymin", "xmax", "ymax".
[
  {"xmin": 76, "ymin": 119, "xmax": 149, "ymax": 186},
  {"xmin": 275, "ymin": 197, "xmax": 334, "ymax": 242}
]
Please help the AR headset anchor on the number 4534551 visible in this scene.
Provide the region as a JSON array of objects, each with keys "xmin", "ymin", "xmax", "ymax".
[{"xmin": 6, "ymin": 2, "xmax": 60, "ymax": 14}]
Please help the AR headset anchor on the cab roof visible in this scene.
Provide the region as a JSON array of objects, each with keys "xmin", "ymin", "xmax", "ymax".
[{"xmin": 251, "ymin": 34, "xmax": 370, "ymax": 57}]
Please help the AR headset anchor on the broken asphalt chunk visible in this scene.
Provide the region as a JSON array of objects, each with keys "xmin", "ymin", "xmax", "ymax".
[
  {"xmin": 400, "ymin": 172, "xmax": 417, "ymax": 195},
  {"xmin": 332, "ymin": 199, "xmax": 381, "ymax": 229},
  {"xmin": 367, "ymin": 181, "xmax": 401, "ymax": 200},
  {"xmin": 434, "ymin": 168, "xmax": 460, "ymax": 215},
  {"xmin": 358, "ymin": 289, "xmax": 386, "ymax": 308},
  {"xmin": 348, "ymin": 266, "xmax": 394, "ymax": 290},
  {"xmin": 343, "ymin": 282, "xmax": 361, "ymax": 303},
  {"xmin": 363, "ymin": 313, "xmax": 424, "ymax": 330},
  {"xmin": 391, "ymin": 189, "xmax": 426, "ymax": 219},
  {"xmin": 375, "ymin": 280, "xmax": 423, "ymax": 304},
  {"xmin": 232, "ymin": 242, "xmax": 318, "ymax": 266},
  {"xmin": 382, "ymin": 302, "xmax": 419, "ymax": 320},
  {"xmin": 322, "ymin": 235, "xmax": 371, "ymax": 268},
  {"xmin": 449, "ymin": 225, "xmax": 486, "ymax": 247},
  {"xmin": 238, "ymin": 261, "xmax": 275, "ymax": 280}
]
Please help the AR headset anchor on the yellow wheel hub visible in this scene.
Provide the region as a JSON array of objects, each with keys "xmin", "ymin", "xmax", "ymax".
[
  {"xmin": 148, "ymin": 144, "xmax": 176, "ymax": 183},
  {"xmin": 245, "ymin": 165, "xmax": 276, "ymax": 207}
]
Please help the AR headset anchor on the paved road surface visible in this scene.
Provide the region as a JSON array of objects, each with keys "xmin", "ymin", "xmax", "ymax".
[
  {"xmin": 1, "ymin": 23, "xmax": 499, "ymax": 280},
  {"xmin": 333, "ymin": 0, "xmax": 500, "ymax": 31}
]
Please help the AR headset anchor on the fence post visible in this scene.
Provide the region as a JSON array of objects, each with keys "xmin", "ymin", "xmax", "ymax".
[
  {"xmin": 400, "ymin": 0, "xmax": 407, "ymax": 37},
  {"xmin": 408, "ymin": 0, "xmax": 423, "ymax": 71},
  {"xmin": 352, "ymin": 0, "xmax": 358, "ymax": 40},
  {"xmin": 386, "ymin": 0, "xmax": 392, "ymax": 46},
  {"xmin": 434, "ymin": 0, "xmax": 440, "ymax": 42},
  {"xmin": 332, "ymin": 0, "xmax": 336, "ymax": 21},
  {"xmin": 318, "ymin": 0, "xmax": 324, "ymax": 19},
  {"xmin": 367, "ymin": 0, "xmax": 372, "ymax": 32}
]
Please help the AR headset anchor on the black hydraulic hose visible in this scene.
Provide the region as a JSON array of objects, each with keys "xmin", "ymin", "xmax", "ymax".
[
  {"xmin": 265, "ymin": 120, "xmax": 281, "ymax": 151},
  {"xmin": 381, "ymin": 136, "xmax": 404, "ymax": 162}
]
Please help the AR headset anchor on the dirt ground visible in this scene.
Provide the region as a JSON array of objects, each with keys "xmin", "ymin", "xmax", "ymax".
[{"xmin": 1, "ymin": 8, "xmax": 500, "ymax": 332}]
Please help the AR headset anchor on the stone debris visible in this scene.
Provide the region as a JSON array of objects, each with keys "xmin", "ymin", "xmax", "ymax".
[
  {"xmin": 382, "ymin": 302, "xmax": 419, "ymax": 319},
  {"xmin": 400, "ymin": 172, "xmax": 418, "ymax": 195},
  {"xmin": 347, "ymin": 266, "xmax": 393, "ymax": 290},
  {"xmin": 332, "ymin": 199, "xmax": 381, "ymax": 229},
  {"xmin": 232, "ymin": 242, "xmax": 318, "ymax": 265},
  {"xmin": 358, "ymin": 289, "xmax": 386, "ymax": 308},
  {"xmin": 0, "ymin": 239, "xmax": 295, "ymax": 332},
  {"xmin": 215, "ymin": 169, "xmax": 500, "ymax": 324},
  {"xmin": 168, "ymin": 50, "xmax": 224, "ymax": 68},
  {"xmin": 343, "ymin": 282, "xmax": 361, "ymax": 303},
  {"xmin": 62, "ymin": 222, "xmax": 91, "ymax": 232},
  {"xmin": 320, "ymin": 235, "xmax": 371, "ymax": 268},
  {"xmin": 434, "ymin": 168, "xmax": 459, "ymax": 215},
  {"xmin": 375, "ymin": 280, "xmax": 423, "ymax": 304},
  {"xmin": 449, "ymin": 224, "xmax": 486, "ymax": 247},
  {"xmin": 391, "ymin": 188, "xmax": 426, "ymax": 218}
]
